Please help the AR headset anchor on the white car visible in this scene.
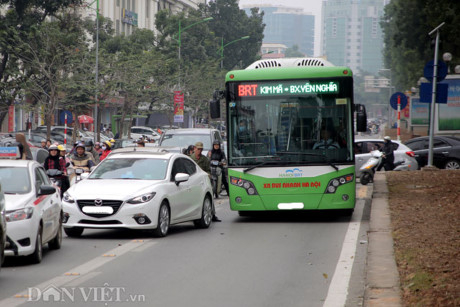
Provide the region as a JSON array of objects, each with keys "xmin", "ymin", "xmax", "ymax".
[
  {"xmin": 355, "ymin": 139, "xmax": 419, "ymax": 176},
  {"xmin": 62, "ymin": 150, "xmax": 214, "ymax": 237},
  {"xmin": 0, "ymin": 158, "xmax": 63, "ymax": 264},
  {"xmin": 130, "ymin": 126, "xmax": 161, "ymax": 141}
]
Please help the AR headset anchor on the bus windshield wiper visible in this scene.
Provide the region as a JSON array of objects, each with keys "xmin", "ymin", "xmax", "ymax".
[
  {"xmin": 277, "ymin": 152, "xmax": 339, "ymax": 171},
  {"xmin": 243, "ymin": 161, "xmax": 278, "ymax": 173}
]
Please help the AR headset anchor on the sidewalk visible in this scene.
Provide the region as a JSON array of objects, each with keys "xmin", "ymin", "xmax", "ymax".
[{"xmin": 364, "ymin": 172, "xmax": 402, "ymax": 307}]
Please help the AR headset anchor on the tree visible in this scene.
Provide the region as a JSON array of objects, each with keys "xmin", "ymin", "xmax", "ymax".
[
  {"xmin": 199, "ymin": 0, "xmax": 265, "ymax": 70},
  {"xmin": 0, "ymin": 0, "xmax": 84, "ymax": 127},
  {"xmin": 285, "ymin": 45, "xmax": 305, "ymax": 58},
  {"xmin": 381, "ymin": 0, "xmax": 460, "ymax": 91}
]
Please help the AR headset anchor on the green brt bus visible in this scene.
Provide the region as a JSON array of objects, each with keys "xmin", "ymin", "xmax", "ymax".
[{"xmin": 211, "ymin": 58, "xmax": 367, "ymax": 215}]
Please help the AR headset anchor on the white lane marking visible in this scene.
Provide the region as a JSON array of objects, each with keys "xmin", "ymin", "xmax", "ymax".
[
  {"xmin": 323, "ymin": 200, "xmax": 364, "ymax": 307},
  {"xmin": 0, "ymin": 239, "xmax": 154, "ymax": 307}
]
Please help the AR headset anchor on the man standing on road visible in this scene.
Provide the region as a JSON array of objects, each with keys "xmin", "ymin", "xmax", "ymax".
[
  {"xmin": 377, "ymin": 136, "xmax": 395, "ymax": 171},
  {"xmin": 191, "ymin": 142, "xmax": 221, "ymax": 222}
]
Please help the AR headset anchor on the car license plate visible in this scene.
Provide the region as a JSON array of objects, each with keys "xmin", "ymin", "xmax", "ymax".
[{"xmin": 82, "ymin": 206, "xmax": 114, "ymax": 214}]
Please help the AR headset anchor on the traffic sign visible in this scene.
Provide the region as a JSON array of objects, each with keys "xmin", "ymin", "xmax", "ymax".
[
  {"xmin": 390, "ymin": 92, "xmax": 408, "ymax": 110},
  {"xmin": 419, "ymin": 82, "xmax": 448, "ymax": 103},
  {"xmin": 59, "ymin": 110, "xmax": 73, "ymax": 125},
  {"xmin": 423, "ymin": 60, "xmax": 448, "ymax": 83}
]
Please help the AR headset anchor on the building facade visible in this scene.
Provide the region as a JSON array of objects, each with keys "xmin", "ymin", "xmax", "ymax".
[
  {"xmin": 242, "ymin": 4, "xmax": 315, "ymax": 57},
  {"xmin": 82, "ymin": 0, "xmax": 205, "ymax": 36},
  {"xmin": 321, "ymin": 0, "xmax": 387, "ymax": 75}
]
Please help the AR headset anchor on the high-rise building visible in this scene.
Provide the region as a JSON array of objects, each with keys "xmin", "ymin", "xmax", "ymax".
[
  {"xmin": 82, "ymin": 0, "xmax": 206, "ymax": 36},
  {"xmin": 241, "ymin": 4, "xmax": 315, "ymax": 57},
  {"xmin": 321, "ymin": 0, "xmax": 387, "ymax": 75}
]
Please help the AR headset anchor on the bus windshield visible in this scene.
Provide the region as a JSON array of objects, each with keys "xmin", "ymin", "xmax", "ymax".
[{"xmin": 227, "ymin": 78, "xmax": 354, "ymax": 167}]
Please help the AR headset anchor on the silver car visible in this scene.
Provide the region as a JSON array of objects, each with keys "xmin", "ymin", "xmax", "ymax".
[{"xmin": 355, "ymin": 139, "xmax": 418, "ymax": 176}]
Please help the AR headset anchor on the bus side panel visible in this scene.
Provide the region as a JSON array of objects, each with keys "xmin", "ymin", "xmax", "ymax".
[{"xmin": 228, "ymin": 166, "xmax": 356, "ymax": 211}]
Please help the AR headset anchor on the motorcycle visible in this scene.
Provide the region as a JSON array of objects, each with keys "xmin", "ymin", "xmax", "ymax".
[
  {"xmin": 359, "ymin": 150, "xmax": 409, "ymax": 185},
  {"xmin": 46, "ymin": 169, "xmax": 64, "ymax": 197},
  {"xmin": 210, "ymin": 159, "xmax": 223, "ymax": 198},
  {"xmin": 68, "ymin": 167, "xmax": 87, "ymax": 186}
]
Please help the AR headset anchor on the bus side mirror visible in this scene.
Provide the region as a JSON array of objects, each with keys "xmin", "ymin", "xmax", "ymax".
[
  {"xmin": 355, "ymin": 104, "xmax": 367, "ymax": 132},
  {"xmin": 210, "ymin": 99, "xmax": 220, "ymax": 119}
]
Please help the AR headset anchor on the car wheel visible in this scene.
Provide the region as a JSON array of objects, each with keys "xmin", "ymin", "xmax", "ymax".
[
  {"xmin": 29, "ymin": 225, "xmax": 43, "ymax": 264},
  {"xmin": 64, "ymin": 227, "xmax": 84, "ymax": 238},
  {"xmin": 444, "ymin": 159, "xmax": 460, "ymax": 169},
  {"xmin": 153, "ymin": 202, "xmax": 170, "ymax": 237},
  {"xmin": 194, "ymin": 195, "xmax": 213, "ymax": 228},
  {"xmin": 49, "ymin": 214, "xmax": 63, "ymax": 250}
]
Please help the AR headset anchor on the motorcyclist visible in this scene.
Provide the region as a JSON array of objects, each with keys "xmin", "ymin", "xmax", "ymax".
[
  {"xmin": 44, "ymin": 144, "xmax": 69, "ymax": 195},
  {"xmin": 377, "ymin": 136, "xmax": 395, "ymax": 171},
  {"xmin": 70, "ymin": 142, "xmax": 95, "ymax": 172},
  {"xmin": 100, "ymin": 140, "xmax": 112, "ymax": 161},
  {"xmin": 85, "ymin": 139, "xmax": 100, "ymax": 165},
  {"xmin": 191, "ymin": 142, "xmax": 221, "ymax": 222},
  {"xmin": 207, "ymin": 140, "xmax": 229, "ymax": 197}
]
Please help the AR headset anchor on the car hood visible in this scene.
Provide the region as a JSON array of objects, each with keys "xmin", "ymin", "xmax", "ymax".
[
  {"xmin": 4, "ymin": 193, "xmax": 34, "ymax": 211},
  {"xmin": 67, "ymin": 179, "xmax": 161, "ymax": 199}
]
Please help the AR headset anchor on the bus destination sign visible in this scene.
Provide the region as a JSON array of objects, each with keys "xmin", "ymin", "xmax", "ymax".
[{"xmin": 238, "ymin": 81, "xmax": 339, "ymax": 97}]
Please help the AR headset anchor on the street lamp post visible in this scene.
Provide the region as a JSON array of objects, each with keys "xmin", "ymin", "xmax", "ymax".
[
  {"xmin": 87, "ymin": 0, "xmax": 100, "ymax": 143},
  {"xmin": 173, "ymin": 17, "xmax": 213, "ymax": 90},
  {"xmin": 218, "ymin": 36, "xmax": 250, "ymax": 69}
]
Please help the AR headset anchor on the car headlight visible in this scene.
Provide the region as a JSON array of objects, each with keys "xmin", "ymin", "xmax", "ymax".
[
  {"xmin": 127, "ymin": 192, "xmax": 156, "ymax": 204},
  {"xmin": 6, "ymin": 207, "xmax": 34, "ymax": 222},
  {"xmin": 63, "ymin": 192, "xmax": 75, "ymax": 203}
]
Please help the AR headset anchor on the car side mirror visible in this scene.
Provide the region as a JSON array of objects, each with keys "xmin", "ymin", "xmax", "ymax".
[
  {"xmin": 38, "ymin": 185, "xmax": 56, "ymax": 196},
  {"xmin": 174, "ymin": 173, "xmax": 189, "ymax": 185}
]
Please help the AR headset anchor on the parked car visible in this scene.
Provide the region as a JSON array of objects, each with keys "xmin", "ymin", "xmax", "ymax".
[
  {"xmin": 0, "ymin": 182, "xmax": 6, "ymax": 268},
  {"xmin": 158, "ymin": 128, "xmax": 225, "ymax": 157},
  {"xmin": 0, "ymin": 135, "xmax": 48, "ymax": 163},
  {"xmin": 62, "ymin": 150, "xmax": 214, "ymax": 237},
  {"xmin": 354, "ymin": 139, "xmax": 418, "ymax": 176},
  {"xmin": 130, "ymin": 126, "xmax": 161, "ymax": 141},
  {"xmin": 0, "ymin": 156, "xmax": 63, "ymax": 263},
  {"xmin": 404, "ymin": 136, "xmax": 460, "ymax": 169}
]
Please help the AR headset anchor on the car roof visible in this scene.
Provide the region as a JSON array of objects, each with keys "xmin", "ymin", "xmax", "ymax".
[
  {"xmin": 108, "ymin": 149, "xmax": 176, "ymax": 159},
  {"xmin": 355, "ymin": 138, "xmax": 403, "ymax": 144},
  {"xmin": 163, "ymin": 128, "xmax": 217, "ymax": 134},
  {"xmin": 0, "ymin": 159, "xmax": 39, "ymax": 167},
  {"xmin": 405, "ymin": 135, "xmax": 460, "ymax": 143}
]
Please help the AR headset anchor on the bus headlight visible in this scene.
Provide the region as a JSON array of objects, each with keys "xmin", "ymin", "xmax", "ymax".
[
  {"xmin": 325, "ymin": 174, "xmax": 354, "ymax": 194},
  {"xmin": 230, "ymin": 176, "xmax": 259, "ymax": 195}
]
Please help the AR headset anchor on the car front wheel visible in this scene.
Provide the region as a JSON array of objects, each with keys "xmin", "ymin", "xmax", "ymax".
[
  {"xmin": 29, "ymin": 225, "xmax": 43, "ymax": 264},
  {"xmin": 444, "ymin": 159, "xmax": 460, "ymax": 169},
  {"xmin": 153, "ymin": 202, "xmax": 170, "ymax": 237},
  {"xmin": 49, "ymin": 215, "xmax": 62, "ymax": 250},
  {"xmin": 194, "ymin": 195, "xmax": 212, "ymax": 229}
]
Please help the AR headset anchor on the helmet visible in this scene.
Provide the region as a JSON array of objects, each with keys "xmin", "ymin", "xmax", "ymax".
[
  {"xmin": 384, "ymin": 136, "xmax": 391, "ymax": 141},
  {"xmin": 86, "ymin": 139, "xmax": 94, "ymax": 147},
  {"xmin": 57, "ymin": 145, "xmax": 65, "ymax": 151},
  {"xmin": 75, "ymin": 142, "xmax": 85, "ymax": 150},
  {"xmin": 74, "ymin": 141, "xmax": 79, "ymax": 147},
  {"xmin": 48, "ymin": 144, "xmax": 59, "ymax": 151},
  {"xmin": 110, "ymin": 138, "xmax": 115, "ymax": 144},
  {"xmin": 213, "ymin": 140, "xmax": 220, "ymax": 145},
  {"xmin": 104, "ymin": 140, "xmax": 112, "ymax": 149},
  {"xmin": 95, "ymin": 142, "xmax": 101, "ymax": 146}
]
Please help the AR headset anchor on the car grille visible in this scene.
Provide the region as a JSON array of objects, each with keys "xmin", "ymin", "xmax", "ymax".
[
  {"xmin": 77, "ymin": 200, "xmax": 123, "ymax": 218},
  {"xmin": 79, "ymin": 219, "xmax": 122, "ymax": 225}
]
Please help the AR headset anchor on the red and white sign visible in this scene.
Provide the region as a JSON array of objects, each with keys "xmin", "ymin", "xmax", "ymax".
[
  {"xmin": 8, "ymin": 105, "xmax": 15, "ymax": 132},
  {"xmin": 173, "ymin": 91, "xmax": 184, "ymax": 123}
]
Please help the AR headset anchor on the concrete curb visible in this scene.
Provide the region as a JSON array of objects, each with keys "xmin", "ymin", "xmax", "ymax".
[{"xmin": 364, "ymin": 172, "xmax": 402, "ymax": 307}]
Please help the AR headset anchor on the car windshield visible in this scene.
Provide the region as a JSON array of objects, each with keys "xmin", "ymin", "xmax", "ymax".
[
  {"xmin": 0, "ymin": 167, "xmax": 31, "ymax": 194},
  {"xmin": 160, "ymin": 134, "xmax": 211, "ymax": 150},
  {"xmin": 89, "ymin": 158, "xmax": 168, "ymax": 180}
]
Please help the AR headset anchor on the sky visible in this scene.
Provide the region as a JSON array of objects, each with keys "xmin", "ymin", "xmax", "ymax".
[{"xmin": 238, "ymin": 0, "xmax": 323, "ymax": 56}]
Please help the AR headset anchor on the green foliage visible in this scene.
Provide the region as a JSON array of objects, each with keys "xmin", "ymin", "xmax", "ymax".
[{"xmin": 381, "ymin": 0, "xmax": 460, "ymax": 90}]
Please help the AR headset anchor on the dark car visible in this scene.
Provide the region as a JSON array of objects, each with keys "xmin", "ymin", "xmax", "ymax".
[{"xmin": 404, "ymin": 136, "xmax": 460, "ymax": 169}]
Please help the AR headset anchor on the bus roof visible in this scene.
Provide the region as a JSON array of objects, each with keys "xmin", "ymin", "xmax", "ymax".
[{"xmin": 226, "ymin": 57, "xmax": 353, "ymax": 82}]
